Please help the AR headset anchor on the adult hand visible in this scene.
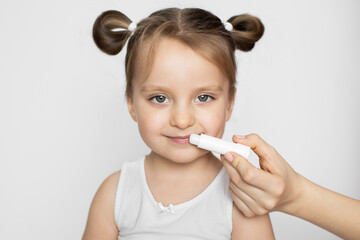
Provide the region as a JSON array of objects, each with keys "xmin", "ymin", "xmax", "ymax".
[
  {"xmin": 221, "ymin": 133, "xmax": 360, "ymax": 239},
  {"xmin": 221, "ymin": 133, "xmax": 303, "ymax": 217}
]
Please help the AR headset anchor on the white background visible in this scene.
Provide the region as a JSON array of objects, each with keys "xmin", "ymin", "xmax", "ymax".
[{"xmin": 1, "ymin": 0, "xmax": 359, "ymax": 239}]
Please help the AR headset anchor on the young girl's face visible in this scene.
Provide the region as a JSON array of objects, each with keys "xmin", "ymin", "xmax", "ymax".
[{"xmin": 127, "ymin": 37, "xmax": 235, "ymax": 164}]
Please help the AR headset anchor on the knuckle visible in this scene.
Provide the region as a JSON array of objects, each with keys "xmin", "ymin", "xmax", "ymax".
[
  {"xmin": 277, "ymin": 181, "xmax": 286, "ymax": 196},
  {"xmin": 273, "ymin": 179, "xmax": 286, "ymax": 197},
  {"xmin": 230, "ymin": 175, "xmax": 243, "ymax": 187},
  {"xmin": 263, "ymin": 199, "xmax": 276, "ymax": 211},
  {"xmin": 229, "ymin": 181, "xmax": 237, "ymax": 191},
  {"xmin": 242, "ymin": 168, "xmax": 254, "ymax": 183},
  {"xmin": 249, "ymin": 133, "xmax": 260, "ymax": 142},
  {"xmin": 227, "ymin": 169, "xmax": 239, "ymax": 180},
  {"xmin": 232, "ymin": 158, "xmax": 240, "ymax": 168}
]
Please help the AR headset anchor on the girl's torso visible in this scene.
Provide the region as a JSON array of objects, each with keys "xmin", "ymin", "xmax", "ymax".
[{"xmin": 114, "ymin": 156, "xmax": 233, "ymax": 240}]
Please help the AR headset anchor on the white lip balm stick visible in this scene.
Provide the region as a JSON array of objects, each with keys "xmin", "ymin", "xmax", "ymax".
[{"xmin": 189, "ymin": 133, "xmax": 250, "ymax": 159}]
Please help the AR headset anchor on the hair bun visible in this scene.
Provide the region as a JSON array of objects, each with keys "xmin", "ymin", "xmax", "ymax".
[
  {"xmin": 227, "ymin": 14, "xmax": 264, "ymax": 51},
  {"xmin": 92, "ymin": 10, "xmax": 133, "ymax": 55}
]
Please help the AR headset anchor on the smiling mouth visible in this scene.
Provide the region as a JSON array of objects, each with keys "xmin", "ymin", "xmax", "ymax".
[{"xmin": 166, "ymin": 135, "xmax": 190, "ymax": 144}]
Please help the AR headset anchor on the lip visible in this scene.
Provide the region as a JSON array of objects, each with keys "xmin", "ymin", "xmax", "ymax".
[{"xmin": 166, "ymin": 135, "xmax": 191, "ymax": 144}]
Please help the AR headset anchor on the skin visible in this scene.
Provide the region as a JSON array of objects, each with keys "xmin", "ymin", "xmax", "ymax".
[
  {"xmin": 82, "ymin": 37, "xmax": 275, "ymax": 239},
  {"xmin": 222, "ymin": 134, "xmax": 360, "ymax": 240}
]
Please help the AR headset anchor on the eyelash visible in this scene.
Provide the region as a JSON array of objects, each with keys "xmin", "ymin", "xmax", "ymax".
[
  {"xmin": 149, "ymin": 94, "xmax": 214, "ymax": 104},
  {"xmin": 195, "ymin": 94, "xmax": 214, "ymax": 102},
  {"xmin": 150, "ymin": 95, "xmax": 169, "ymax": 104}
]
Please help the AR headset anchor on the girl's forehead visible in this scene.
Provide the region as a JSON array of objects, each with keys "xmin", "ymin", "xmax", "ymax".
[{"xmin": 134, "ymin": 38, "xmax": 228, "ymax": 88}]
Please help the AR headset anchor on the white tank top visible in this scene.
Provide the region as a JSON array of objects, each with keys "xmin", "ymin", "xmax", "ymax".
[{"xmin": 114, "ymin": 157, "xmax": 233, "ymax": 240}]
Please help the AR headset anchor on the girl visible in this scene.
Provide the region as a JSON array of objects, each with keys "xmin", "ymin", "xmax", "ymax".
[{"xmin": 83, "ymin": 7, "xmax": 275, "ymax": 239}]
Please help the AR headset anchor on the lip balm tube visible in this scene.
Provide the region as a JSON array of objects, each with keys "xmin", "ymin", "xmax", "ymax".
[{"xmin": 189, "ymin": 133, "xmax": 250, "ymax": 159}]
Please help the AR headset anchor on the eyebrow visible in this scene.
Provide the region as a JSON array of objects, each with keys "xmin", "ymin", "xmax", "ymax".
[
  {"xmin": 140, "ymin": 86, "xmax": 171, "ymax": 93},
  {"xmin": 195, "ymin": 86, "xmax": 224, "ymax": 92},
  {"xmin": 140, "ymin": 85, "xmax": 224, "ymax": 93}
]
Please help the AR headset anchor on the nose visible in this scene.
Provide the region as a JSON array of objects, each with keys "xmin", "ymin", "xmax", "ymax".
[{"xmin": 169, "ymin": 102, "xmax": 195, "ymax": 129}]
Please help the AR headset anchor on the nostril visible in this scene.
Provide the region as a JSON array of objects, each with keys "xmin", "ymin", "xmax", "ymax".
[{"xmin": 170, "ymin": 112, "xmax": 195, "ymax": 129}]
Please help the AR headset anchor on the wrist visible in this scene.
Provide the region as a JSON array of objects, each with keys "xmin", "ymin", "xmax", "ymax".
[{"xmin": 277, "ymin": 172, "xmax": 308, "ymax": 215}]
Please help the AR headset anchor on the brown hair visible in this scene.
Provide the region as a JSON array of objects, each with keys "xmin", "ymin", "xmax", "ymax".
[{"xmin": 92, "ymin": 7, "xmax": 264, "ymax": 99}]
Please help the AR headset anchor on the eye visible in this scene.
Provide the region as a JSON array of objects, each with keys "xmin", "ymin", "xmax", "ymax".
[
  {"xmin": 150, "ymin": 95, "xmax": 169, "ymax": 104},
  {"xmin": 195, "ymin": 94, "xmax": 213, "ymax": 102}
]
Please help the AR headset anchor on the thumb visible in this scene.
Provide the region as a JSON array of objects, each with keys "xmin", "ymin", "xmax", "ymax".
[
  {"xmin": 222, "ymin": 151, "xmax": 259, "ymax": 182},
  {"xmin": 233, "ymin": 133, "xmax": 295, "ymax": 178},
  {"xmin": 232, "ymin": 133, "xmax": 275, "ymax": 161},
  {"xmin": 222, "ymin": 151, "xmax": 283, "ymax": 192}
]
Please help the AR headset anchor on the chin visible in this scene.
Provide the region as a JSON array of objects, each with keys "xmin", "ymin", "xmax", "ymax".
[{"xmin": 165, "ymin": 149, "xmax": 210, "ymax": 164}]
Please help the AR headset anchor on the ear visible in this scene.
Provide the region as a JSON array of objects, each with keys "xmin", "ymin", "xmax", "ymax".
[
  {"xmin": 127, "ymin": 96, "xmax": 137, "ymax": 122},
  {"xmin": 225, "ymin": 89, "xmax": 236, "ymax": 121}
]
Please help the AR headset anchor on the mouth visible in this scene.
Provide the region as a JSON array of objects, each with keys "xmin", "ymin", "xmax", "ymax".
[{"xmin": 166, "ymin": 135, "xmax": 190, "ymax": 144}]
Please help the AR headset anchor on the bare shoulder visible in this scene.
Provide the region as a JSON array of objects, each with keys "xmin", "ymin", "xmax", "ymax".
[
  {"xmin": 82, "ymin": 170, "xmax": 121, "ymax": 240},
  {"xmin": 231, "ymin": 203, "xmax": 275, "ymax": 240}
]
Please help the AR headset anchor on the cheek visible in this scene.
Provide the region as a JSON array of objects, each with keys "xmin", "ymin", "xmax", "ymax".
[
  {"xmin": 136, "ymin": 105, "xmax": 168, "ymax": 137},
  {"xmin": 196, "ymin": 101, "xmax": 228, "ymax": 137}
]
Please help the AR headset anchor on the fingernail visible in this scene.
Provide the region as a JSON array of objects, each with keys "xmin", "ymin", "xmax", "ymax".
[
  {"xmin": 235, "ymin": 135, "xmax": 246, "ymax": 139},
  {"xmin": 224, "ymin": 152, "xmax": 233, "ymax": 162}
]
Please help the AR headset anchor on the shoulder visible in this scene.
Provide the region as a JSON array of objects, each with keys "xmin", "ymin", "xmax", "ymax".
[
  {"xmin": 231, "ymin": 203, "xmax": 275, "ymax": 240},
  {"xmin": 82, "ymin": 170, "xmax": 121, "ymax": 240},
  {"xmin": 98, "ymin": 170, "xmax": 121, "ymax": 198}
]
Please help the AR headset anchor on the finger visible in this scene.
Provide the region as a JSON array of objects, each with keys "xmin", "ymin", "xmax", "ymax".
[
  {"xmin": 228, "ymin": 172, "xmax": 267, "ymax": 201},
  {"xmin": 229, "ymin": 186, "xmax": 254, "ymax": 217},
  {"xmin": 222, "ymin": 154, "xmax": 274, "ymax": 211},
  {"xmin": 229, "ymin": 182, "xmax": 279, "ymax": 212},
  {"xmin": 223, "ymin": 158, "xmax": 271, "ymax": 204},
  {"xmin": 229, "ymin": 181, "xmax": 274, "ymax": 213},
  {"xmin": 221, "ymin": 154, "xmax": 244, "ymax": 186},
  {"xmin": 229, "ymin": 182, "xmax": 267, "ymax": 216},
  {"xmin": 233, "ymin": 133, "xmax": 290, "ymax": 176},
  {"xmin": 222, "ymin": 152, "xmax": 280, "ymax": 192},
  {"xmin": 232, "ymin": 133, "xmax": 275, "ymax": 160}
]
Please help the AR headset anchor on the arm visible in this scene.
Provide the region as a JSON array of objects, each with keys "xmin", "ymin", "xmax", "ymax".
[
  {"xmin": 288, "ymin": 175, "xmax": 360, "ymax": 240},
  {"xmin": 82, "ymin": 171, "xmax": 120, "ymax": 240},
  {"xmin": 231, "ymin": 203, "xmax": 275, "ymax": 240},
  {"xmin": 222, "ymin": 133, "xmax": 360, "ymax": 240}
]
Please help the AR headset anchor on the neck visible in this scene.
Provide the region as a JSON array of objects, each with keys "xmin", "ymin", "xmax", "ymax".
[{"xmin": 145, "ymin": 151, "xmax": 220, "ymax": 180}]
